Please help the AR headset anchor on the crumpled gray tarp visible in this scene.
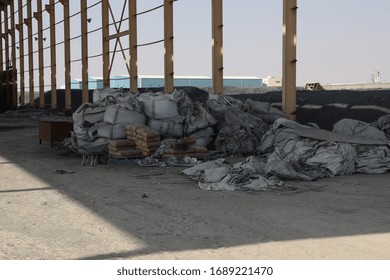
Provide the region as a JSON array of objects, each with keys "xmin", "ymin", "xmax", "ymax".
[
  {"xmin": 356, "ymin": 146, "xmax": 390, "ymax": 174},
  {"xmin": 375, "ymin": 115, "xmax": 390, "ymax": 139},
  {"xmin": 138, "ymin": 156, "xmax": 199, "ymax": 167},
  {"xmin": 182, "ymin": 157, "xmax": 284, "ymax": 192},
  {"xmin": 214, "ymin": 107, "xmax": 269, "ymax": 155},
  {"xmin": 258, "ymin": 117, "xmax": 390, "ymax": 179}
]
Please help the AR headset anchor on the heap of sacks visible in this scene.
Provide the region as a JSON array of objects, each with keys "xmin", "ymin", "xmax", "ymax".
[
  {"xmin": 125, "ymin": 124, "xmax": 161, "ymax": 157},
  {"xmin": 71, "ymin": 88, "xmax": 284, "ymax": 158},
  {"xmin": 159, "ymin": 137, "xmax": 208, "ymax": 159},
  {"xmin": 107, "ymin": 139, "xmax": 141, "ymax": 158}
]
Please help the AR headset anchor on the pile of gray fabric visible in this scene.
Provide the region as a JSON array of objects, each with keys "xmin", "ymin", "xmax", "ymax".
[
  {"xmin": 258, "ymin": 117, "xmax": 390, "ymax": 180},
  {"xmin": 205, "ymin": 94, "xmax": 284, "ymax": 156},
  {"xmin": 183, "ymin": 115, "xmax": 390, "ymax": 192},
  {"xmin": 182, "ymin": 157, "xmax": 284, "ymax": 192}
]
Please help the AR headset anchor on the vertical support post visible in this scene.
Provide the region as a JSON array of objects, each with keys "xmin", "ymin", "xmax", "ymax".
[
  {"xmin": 101, "ymin": 0, "xmax": 110, "ymax": 88},
  {"xmin": 10, "ymin": 0, "xmax": 18, "ymax": 109},
  {"xmin": 164, "ymin": 0, "xmax": 174, "ymax": 93},
  {"xmin": 26, "ymin": 0, "xmax": 34, "ymax": 107},
  {"xmin": 212, "ymin": 0, "xmax": 223, "ymax": 95},
  {"xmin": 4, "ymin": 6, "xmax": 9, "ymax": 71},
  {"xmin": 18, "ymin": 0, "xmax": 25, "ymax": 106},
  {"xmin": 81, "ymin": 0, "xmax": 88, "ymax": 104},
  {"xmin": 4, "ymin": 5, "xmax": 10, "ymax": 107},
  {"xmin": 0, "ymin": 8, "xmax": 3, "ymax": 73},
  {"xmin": 35, "ymin": 0, "xmax": 44, "ymax": 108},
  {"xmin": 61, "ymin": 0, "xmax": 71, "ymax": 113},
  {"xmin": 129, "ymin": 0, "xmax": 137, "ymax": 93},
  {"xmin": 48, "ymin": 0, "xmax": 57, "ymax": 110},
  {"xmin": 282, "ymin": 0, "xmax": 297, "ymax": 120}
]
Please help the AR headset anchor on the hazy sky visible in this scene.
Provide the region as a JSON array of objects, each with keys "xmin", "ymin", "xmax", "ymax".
[{"xmin": 25, "ymin": 0, "xmax": 390, "ymax": 87}]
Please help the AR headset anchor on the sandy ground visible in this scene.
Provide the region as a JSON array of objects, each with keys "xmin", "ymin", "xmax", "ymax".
[{"xmin": 0, "ymin": 117, "xmax": 390, "ymax": 260}]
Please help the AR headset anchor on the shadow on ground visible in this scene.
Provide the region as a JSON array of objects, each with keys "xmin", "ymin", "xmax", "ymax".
[{"xmin": 1, "ymin": 90, "xmax": 390, "ymax": 259}]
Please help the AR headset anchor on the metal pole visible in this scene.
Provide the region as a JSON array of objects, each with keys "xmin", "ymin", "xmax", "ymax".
[
  {"xmin": 26, "ymin": 0, "xmax": 34, "ymax": 107},
  {"xmin": 81, "ymin": 0, "xmax": 88, "ymax": 104},
  {"xmin": 60, "ymin": 0, "xmax": 71, "ymax": 113},
  {"xmin": 4, "ymin": 6, "xmax": 9, "ymax": 71},
  {"xmin": 18, "ymin": 0, "xmax": 25, "ymax": 106},
  {"xmin": 0, "ymin": 8, "xmax": 3, "ymax": 73},
  {"xmin": 47, "ymin": 0, "xmax": 57, "ymax": 110},
  {"xmin": 282, "ymin": 0, "xmax": 297, "ymax": 120},
  {"xmin": 101, "ymin": 0, "xmax": 110, "ymax": 88},
  {"xmin": 10, "ymin": 0, "xmax": 18, "ymax": 109},
  {"xmin": 164, "ymin": 0, "xmax": 174, "ymax": 93},
  {"xmin": 129, "ymin": 0, "xmax": 137, "ymax": 93},
  {"xmin": 4, "ymin": 5, "xmax": 10, "ymax": 107},
  {"xmin": 212, "ymin": 0, "xmax": 223, "ymax": 95},
  {"xmin": 35, "ymin": 0, "xmax": 45, "ymax": 109}
]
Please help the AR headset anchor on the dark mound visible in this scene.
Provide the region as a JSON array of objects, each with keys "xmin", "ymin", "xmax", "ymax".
[
  {"xmin": 35, "ymin": 86, "xmax": 209, "ymax": 113},
  {"xmin": 232, "ymin": 90, "xmax": 390, "ymax": 130}
]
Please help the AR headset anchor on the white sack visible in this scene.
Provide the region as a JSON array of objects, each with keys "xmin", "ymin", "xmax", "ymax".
[
  {"xmin": 88, "ymin": 123, "xmax": 127, "ymax": 141},
  {"xmin": 147, "ymin": 117, "xmax": 184, "ymax": 138},
  {"xmin": 104, "ymin": 104, "xmax": 146, "ymax": 125},
  {"xmin": 138, "ymin": 93, "xmax": 179, "ymax": 119}
]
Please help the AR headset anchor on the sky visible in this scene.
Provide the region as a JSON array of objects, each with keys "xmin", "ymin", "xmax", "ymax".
[{"xmin": 12, "ymin": 0, "xmax": 390, "ymax": 88}]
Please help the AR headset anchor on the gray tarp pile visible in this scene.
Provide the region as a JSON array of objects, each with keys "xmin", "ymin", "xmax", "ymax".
[
  {"xmin": 182, "ymin": 157, "xmax": 283, "ymax": 191},
  {"xmin": 68, "ymin": 87, "xmax": 390, "ymax": 189},
  {"xmin": 206, "ymin": 95, "xmax": 284, "ymax": 155},
  {"xmin": 259, "ymin": 118, "xmax": 390, "ymax": 179},
  {"xmin": 182, "ymin": 116, "xmax": 390, "ymax": 191}
]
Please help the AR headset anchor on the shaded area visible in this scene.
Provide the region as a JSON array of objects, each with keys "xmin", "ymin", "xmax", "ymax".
[
  {"xmin": 0, "ymin": 116, "xmax": 390, "ymax": 259},
  {"xmin": 0, "ymin": 126, "xmax": 33, "ymax": 132},
  {"xmin": 1, "ymin": 89, "xmax": 390, "ymax": 259}
]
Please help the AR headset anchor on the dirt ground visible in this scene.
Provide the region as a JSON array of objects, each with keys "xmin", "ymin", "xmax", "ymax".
[{"xmin": 1, "ymin": 117, "xmax": 390, "ymax": 260}]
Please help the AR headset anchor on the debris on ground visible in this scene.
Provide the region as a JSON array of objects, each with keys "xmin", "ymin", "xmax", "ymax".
[{"xmin": 42, "ymin": 87, "xmax": 390, "ymax": 191}]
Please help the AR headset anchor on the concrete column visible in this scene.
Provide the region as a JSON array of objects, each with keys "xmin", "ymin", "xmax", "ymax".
[
  {"xmin": 129, "ymin": 0, "xmax": 137, "ymax": 93},
  {"xmin": 101, "ymin": 0, "xmax": 110, "ymax": 88},
  {"xmin": 81, "ymin": 0, "xmax": 89, "ymax": 104},
  {"xmin": 212, "ymin": 0, "xmax": 223, "ymax": 95},
  {"xmin": 282, "ymin": 0, "xmax": 297, "ymax": 120},
  {"xmin": 164, "ymin": 0, "xmax": 174, "ymax": 93}
]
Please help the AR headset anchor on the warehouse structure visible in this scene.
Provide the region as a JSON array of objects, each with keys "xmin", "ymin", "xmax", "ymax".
[
  {"xmin": 71, "ymin": 75, "xmax": 263, "ymax": 90},
  {"xmin": 0, "ymin": 0, "xmax": 297, "ymax": 118}
]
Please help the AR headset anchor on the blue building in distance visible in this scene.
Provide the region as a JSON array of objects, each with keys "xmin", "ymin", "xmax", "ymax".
[
  {"xmin": 72, "ymin": 75, "xmax": 263, "ymax": 90},
  {"xmin": 71, "ymin": 77, "xmax": 104, "ymax": 90}
]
